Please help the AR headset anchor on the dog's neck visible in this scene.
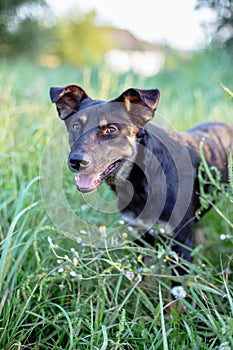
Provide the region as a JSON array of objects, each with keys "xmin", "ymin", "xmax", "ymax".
[{"xmin": 108, "ymin": 125, "xmax": 183, "ymax": 226}]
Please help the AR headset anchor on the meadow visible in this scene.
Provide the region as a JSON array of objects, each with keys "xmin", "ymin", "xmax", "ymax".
[{"xmin": 0, "ymin": 47, "xmax": 233, "ymax": 349}]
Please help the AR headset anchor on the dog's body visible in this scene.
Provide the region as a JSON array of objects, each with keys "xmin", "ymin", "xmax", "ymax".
[{"xmin": 50, "ymin": 85, "xmax": 233, "ymax": 285}]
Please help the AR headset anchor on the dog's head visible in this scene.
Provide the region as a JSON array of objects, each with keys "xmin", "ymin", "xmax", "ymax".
[{"xmin": 50, "ymin": 84, "xmax": 160, "ymax": 193}]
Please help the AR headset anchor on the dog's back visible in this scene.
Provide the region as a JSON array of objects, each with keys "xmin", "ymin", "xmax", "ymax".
[{"xmin": 186, "ymin": 122, "xmax": 233, "ymax": 182}]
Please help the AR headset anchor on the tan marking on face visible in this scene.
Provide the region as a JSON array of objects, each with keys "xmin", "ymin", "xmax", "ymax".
[
  {"xmin": 99, "ymin": 119, "xmax": 108, "ymax": 128},
  {"xmin": 79, "ymin": 115, "xmax": 87, "ymax": 124}
]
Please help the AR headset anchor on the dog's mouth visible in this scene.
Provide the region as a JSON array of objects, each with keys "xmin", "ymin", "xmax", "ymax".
[{"xmin": 75, "ymin": 160, "xmax": 121, "ymax": 193}]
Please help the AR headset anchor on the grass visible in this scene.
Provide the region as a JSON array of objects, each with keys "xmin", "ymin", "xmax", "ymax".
[{"xmin": 0, "ymin": 47, "xmax": 233, "ymax": 349}]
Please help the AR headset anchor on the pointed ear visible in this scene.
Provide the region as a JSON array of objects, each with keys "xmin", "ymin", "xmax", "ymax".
[
  {"xmin": 49, "ymin": 84, "xmax": 88, "ymax": 120},
  {"xmin": 113, "ymin": 88, "xmax": 160, "ymax": 125}
]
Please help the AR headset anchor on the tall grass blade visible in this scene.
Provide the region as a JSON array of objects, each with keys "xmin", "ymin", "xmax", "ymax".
[
  {"xmin": 0, "ymin": 201, "xmax": 39, "ymax": 293},
  {"xmin": 159, "ymin": 283, "xmax": 168, "ymax": 350}
]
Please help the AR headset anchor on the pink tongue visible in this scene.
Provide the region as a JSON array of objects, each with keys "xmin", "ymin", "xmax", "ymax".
[{"xmin": 75, "ymin": 173, "xmax": 101, "ymax": 192}]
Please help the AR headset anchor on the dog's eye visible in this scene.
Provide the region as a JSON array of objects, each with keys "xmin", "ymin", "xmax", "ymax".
[
  {"xmin": 72, "ymin": 123, "xmax": 79, "ymax": 130},
  {"xmin": 105, "ymin": 125, "xmax": 118, "ymax": 134}
]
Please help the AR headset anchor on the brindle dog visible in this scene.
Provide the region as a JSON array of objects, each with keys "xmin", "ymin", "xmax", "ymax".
[{"xmin": 50, "ymin": 84, "xmax": 233, "ymax": 291}]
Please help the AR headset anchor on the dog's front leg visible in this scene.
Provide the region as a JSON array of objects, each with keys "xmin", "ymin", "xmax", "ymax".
[
  {"xmin": 168, "ymin": 221, "xmax": 195, "ymax": 300},
  {"xmin": 171, "ymin": 238, "xmax": 193, "ymax": 283}
]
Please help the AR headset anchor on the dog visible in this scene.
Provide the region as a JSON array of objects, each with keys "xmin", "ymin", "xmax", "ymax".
[{"xmin": 50, "ymin": 84, "xmax": 233, "ymax": 293}]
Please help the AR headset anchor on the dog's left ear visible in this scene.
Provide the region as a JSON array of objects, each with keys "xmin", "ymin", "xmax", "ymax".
[
  {"xmin": 49, "ymin": 84, "xmax": 88, "ymax": 120},
  {"xmin": 114, "ymin": 88, "xmax": 160, "ymax": 125}
]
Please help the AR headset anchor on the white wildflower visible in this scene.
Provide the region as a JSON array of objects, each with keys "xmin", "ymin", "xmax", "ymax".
[
  {"xmin": 70, "ymin": 271, "xmax": 77, "ymax": 277},
  {"xmin": 171, "ymin": 285, "xmax": 187, "ymax": 299},
  {"xmin": 99, "ymin": 225, "xmax": 106, "ymax": 235},
  {"xmin": 73, "ymin": 257, "xmax": 78, "ymax": 266},
  {"xmin": 70, "ymin": 271, "xmax": 82, "ymax": 279},
  {"xmin": 218, "ymin": 342, "xmax": 231, "ymax": 350},
  {"xmin": 58, "ymin": 267, "xmax": 64, "ymax": 273},
  {"xmin": 158, "ymin": 227, "xmax": 166, "ymax": 235},
  {"xmin": 124, "ymin": 270, "xmax": 135, "ymax": 280},
  {"xmin": 136, "ymin": 274, "xmax": 142, "ymax": 282}
]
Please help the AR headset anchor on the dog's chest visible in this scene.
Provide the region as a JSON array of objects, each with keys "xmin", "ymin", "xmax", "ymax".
[{"xmin": 116, "ymin": 177, "xmax": 148, "ymax": 217}]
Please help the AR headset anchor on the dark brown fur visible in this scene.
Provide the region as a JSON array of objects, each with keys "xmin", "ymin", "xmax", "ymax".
[{"xmin": 50, "ymin": 84, "xmax": 233, "ymax": 287}]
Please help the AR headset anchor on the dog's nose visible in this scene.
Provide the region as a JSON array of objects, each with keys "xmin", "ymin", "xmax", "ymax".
[{"xmin": 69, "ymin": 153, "xmax": 90, "ymax": 171}]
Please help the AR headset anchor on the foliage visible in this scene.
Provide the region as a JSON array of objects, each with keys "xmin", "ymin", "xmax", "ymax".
[
  {"xmin": 0, "ymin": 49, "xmax": 233, "ymax": 348},
  {"xmin": 0, "ymin": 0, "xmax": 51, "ymax": 57},
  {"xmin": 196, "ymin": 0, "xmax": 233, "ymax": 50},
  {"xmin": 52, "ymin": 10, "xmax": 113, "ymax": 66},
  {"xmin": 0, "ymin": 2, "xmax": 115, "ymax": 66}
]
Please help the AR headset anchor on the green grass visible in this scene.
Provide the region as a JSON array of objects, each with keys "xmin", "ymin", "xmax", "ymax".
[{"xmin": 0, "ymin": 47, "xmax": 233, "ymax": 349}]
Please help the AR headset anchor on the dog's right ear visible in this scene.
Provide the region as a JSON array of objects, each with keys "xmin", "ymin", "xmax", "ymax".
[
  {"xmin": 49, "ymin": 85, "xmax": 88, "ymax": 120},
  {"xmin": 113, "ymin": 88, "xmax": 160, "ymax": 126}
]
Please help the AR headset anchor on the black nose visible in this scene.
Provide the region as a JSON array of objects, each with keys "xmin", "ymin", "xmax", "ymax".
[{"xmin": 69, "ymin": 152, "xmax": 90, "ymax": 171}]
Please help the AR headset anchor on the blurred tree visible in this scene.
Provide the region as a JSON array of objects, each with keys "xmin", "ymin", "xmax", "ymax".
[
  {"xmin": 196, "ymin": 0, "xmax": 233, "ymax": 50},
  {"xmin": 0, "ymin": 0, "xmax": 52, "ymax": 57},
  {"xmin": 53, "ymin": 10, "xmax": 113, "ymax": 66}
]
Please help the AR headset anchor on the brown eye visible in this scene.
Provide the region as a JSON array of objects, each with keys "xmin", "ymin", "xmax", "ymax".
[
  {"xmin": 72, "ymin": 123, "xmax": 79, "ymax": 130},
  {"xmin": 105, "ymin": 125, "xmax": 118, "ymax": 134}
]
